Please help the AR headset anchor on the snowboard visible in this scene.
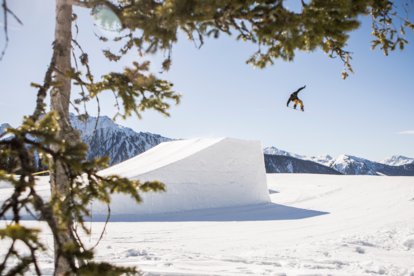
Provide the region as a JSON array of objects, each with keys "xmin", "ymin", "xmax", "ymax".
[{"xmin": 287, "ymin": 106, "xmax": 304, "ymax": 112}]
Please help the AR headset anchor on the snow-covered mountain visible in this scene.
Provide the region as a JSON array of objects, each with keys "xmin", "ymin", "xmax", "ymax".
[
  {"xmin": 0, "ymin": 123, "xmax": 11, "ymax": 134},
  {"xmin": 330, "ymin": 154, "xmax": 382, "ymax": 175},
  {"xmin": 380, "ymin": 155, "xmax": 414, "ymax": 166},
  {"xmin": 263, "ymin": 147, "xmax": 292, "ymax": 157},
  {"xmin": 69, "ymin": 114, "xmax": 171, "ymax": 165},
  {"xmin": 0, "ymin": 124, "xmax": 13, "ymax": 142},
  {"xmin": 264, "ymin": 146, "xmax": 414, "ymax": 176},
  {"xmin": 0, "ymin": 116, "xmax": 171, "ymax": 167},
  {"xmin": 2, "ymin": 117, "xmax": 414, "ymax": 175},
  {"xmin": 331, "ymin": 154, "xmax": 414, "ymax": 176},
  {"xmin": 264, "ymin": 146, "xmax": 333, "ymax": 166},
  {"xmin": 264, "ymin": 154, "xmax": 341, "ymax": 175}
]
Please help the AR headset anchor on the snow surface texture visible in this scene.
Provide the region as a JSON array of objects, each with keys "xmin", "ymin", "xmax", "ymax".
[{"xmin": 1, "ymin": 174, "xmax": 413, "ymax": 275}]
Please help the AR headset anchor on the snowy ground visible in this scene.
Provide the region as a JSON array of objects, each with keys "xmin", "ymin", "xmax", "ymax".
[{"xmin": 1, "ymin": 174, "xmax": 414, "ymax": 275}]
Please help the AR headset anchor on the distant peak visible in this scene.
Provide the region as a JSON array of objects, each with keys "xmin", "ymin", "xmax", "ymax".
[
  {"xmin": 380, "ymin": 155, "xmax": 414, "ymax": 166},
  {"xmin": 263, "ymin": 146, "xmax": 291, "ymax": 156},
  {"xmin": 335, "ymin": 154, "xmax": 368, "ymax": 162},
  {"xmin": 70, "ymin": 113, "xmax": 114, "ymax": 125},
  {"xmin": 70, "ymin": 113, "xmax": 122, "ymax": 136},
  {"xmin": 0, "ymin": 123, "xmax": 12, "ymax": 133},
  {"xmin": 318, "ymin": 154, "xmax": 333, "ymax": 160},
  {"xmin": 386, "ymin": 155, "xmax": 411, "ymax": 160},
  {"xmin": 0, "ymin": 123, "xmax": 11, "ymax": 128}
]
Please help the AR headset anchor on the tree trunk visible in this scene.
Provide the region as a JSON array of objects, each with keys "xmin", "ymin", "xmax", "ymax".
[{"xmin": 51, "ymin": 0, "xmax": 79, "ymax": 275}]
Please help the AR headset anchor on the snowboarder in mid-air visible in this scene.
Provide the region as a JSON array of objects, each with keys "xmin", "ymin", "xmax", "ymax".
[{"xmin": 287, "ymin": 85, "xmax": 306, "ymax": 111}]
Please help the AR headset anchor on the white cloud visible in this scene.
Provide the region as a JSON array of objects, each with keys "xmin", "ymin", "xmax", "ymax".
[{"xmin": 398, "ymin": 130, "xmax": 414, "ymax": 135}]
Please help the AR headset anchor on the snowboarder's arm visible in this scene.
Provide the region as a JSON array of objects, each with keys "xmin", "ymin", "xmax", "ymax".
[{"xmin": 294, "ymin": 85, "xmax": 306, "ymax": 94}]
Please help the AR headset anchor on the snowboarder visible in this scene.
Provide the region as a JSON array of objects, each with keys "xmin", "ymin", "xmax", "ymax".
[{"xmin": 287, "ymin": 85, "xmax": 306, "ymax": 111}]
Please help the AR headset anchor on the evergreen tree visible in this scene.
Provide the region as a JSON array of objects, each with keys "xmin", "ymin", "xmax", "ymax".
[{"xmin": 0, "ymin": 0, "xmax": 413, "ymax": 275}]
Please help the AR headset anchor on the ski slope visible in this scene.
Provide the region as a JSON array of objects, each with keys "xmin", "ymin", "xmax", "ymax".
[{"xmin": 1, "ymin": 174, "xmax": 413, "ymax": 275}]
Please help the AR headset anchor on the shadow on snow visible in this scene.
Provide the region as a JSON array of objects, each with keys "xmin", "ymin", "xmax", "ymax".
[{"xmin": 92, "ymin": 203, "xmax": 329, "ymax": 222}]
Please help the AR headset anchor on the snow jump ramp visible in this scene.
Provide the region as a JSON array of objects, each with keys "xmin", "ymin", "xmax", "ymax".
[{"xmin": 97, "ymin": 137, "xmax": 270, "ymax": 218}]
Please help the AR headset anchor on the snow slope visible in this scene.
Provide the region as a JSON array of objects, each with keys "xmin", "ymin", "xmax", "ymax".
[
  {"xmin": 83, "ymin": 175, "xmax": 414, "ymax": 275},
  {"xmin": 1, "ymin": 174, "xmax": 413, "ymax": 275}
]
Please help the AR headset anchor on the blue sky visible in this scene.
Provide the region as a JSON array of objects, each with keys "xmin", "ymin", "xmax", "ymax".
[{"xmin": 1, "ymin": 1, "xmax": 413, "ymax": 161}]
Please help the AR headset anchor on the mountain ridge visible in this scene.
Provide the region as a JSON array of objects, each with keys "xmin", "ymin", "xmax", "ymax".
[
  {"xmin": 264, "ymin": 147, "xmax": 414, "ymax": 175},
  {"xmin": 380, "ymin": 155, "xmax": 414, "ymax": 166},
  {"xmin": 1, "ymin": 115, "xmax": 413, "ymax": 175},
  {"xmin": 264, "ymin": 154, "xmax": 342, "ymax": 175},
  {"xmin": 69, "ymin": 114, "xmax": 172, "ymax": 165}
]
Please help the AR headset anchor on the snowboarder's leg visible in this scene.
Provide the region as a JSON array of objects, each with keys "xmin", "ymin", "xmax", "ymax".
[
  {"xmin": 294, "ymin": 99, "xmax": 304, "ymax": 111},
  {"xmin": 293, "ymin": 99, "xmax": 299, "ymax": 109},
  {"xmin": 298, "ymin": 99, "xmax": 304, "ymax": 111}
]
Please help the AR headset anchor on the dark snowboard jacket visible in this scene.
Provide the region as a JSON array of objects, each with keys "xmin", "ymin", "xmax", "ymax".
[{"xmin": 287, "ymin": 86, "xmax": 305, "ymax": 106}]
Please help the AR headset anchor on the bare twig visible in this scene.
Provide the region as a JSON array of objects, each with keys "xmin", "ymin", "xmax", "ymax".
[{"xmin": 1, "ymin": 0, "xmax": 23, "ymax": 61}]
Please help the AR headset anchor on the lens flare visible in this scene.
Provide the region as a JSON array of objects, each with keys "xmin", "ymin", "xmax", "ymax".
[{"xmin": 91, "ymin": 5, "xmax": 122, "ymax": 38}]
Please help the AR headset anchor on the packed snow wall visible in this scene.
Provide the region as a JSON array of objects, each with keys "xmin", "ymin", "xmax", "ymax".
[{"xmin": 97, "ymin": 137, "xmax": 270, "ymax": 216}]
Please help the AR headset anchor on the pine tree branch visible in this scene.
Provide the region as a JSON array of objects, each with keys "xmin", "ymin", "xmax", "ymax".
[{"xmin": 30, "ymin": 49, "xmax": 57, "ymax": 121}]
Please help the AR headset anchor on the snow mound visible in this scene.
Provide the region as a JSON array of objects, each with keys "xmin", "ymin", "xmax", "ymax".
[{"xmin": 95, "ymin": 137, "xmax": 270, "ymax": 217}]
